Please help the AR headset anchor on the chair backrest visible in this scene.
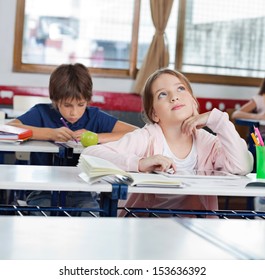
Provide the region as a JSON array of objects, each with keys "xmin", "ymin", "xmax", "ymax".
[
  {"xmin": 226, "ymin": 108, "xmax": 249, "ymax": 141},
  {"xmin": 13, "ymin": 95, "xmax": 51, "ymax": 112},
  {"xmin": 0, "ymin": 110, "xmax": 5, "ymax": 120}
]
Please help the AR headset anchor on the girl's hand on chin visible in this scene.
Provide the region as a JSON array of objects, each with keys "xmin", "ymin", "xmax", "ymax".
[{"xmin": 182, "ymin": 109, "xmax": 210, "ymax": 135}]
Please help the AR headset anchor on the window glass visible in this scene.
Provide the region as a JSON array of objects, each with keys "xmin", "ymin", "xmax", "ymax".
[
  {"xmin": 15, "ymin": 0, "xmax": 264, "ymax": 84},
  {"xmin": 182, "ymin": 0, "xmax": 265, "ymax": 78},
  {"xmin": 23, "ymin": 0, "xmax": 134, "ymax": 69}
]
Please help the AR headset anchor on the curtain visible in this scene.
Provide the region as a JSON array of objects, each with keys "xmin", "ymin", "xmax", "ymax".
[{"xmin": 134, "ymin": 0, "xmax": 174, "ymax": 94}]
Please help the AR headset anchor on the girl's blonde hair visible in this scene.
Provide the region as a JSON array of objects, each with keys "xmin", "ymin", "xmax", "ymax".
[{"xmin": 142, "ymin": 68, "xmax": 199, "ymax": 123}]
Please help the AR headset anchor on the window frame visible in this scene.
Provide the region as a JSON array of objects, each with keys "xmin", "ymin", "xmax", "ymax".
[
  {"xmin": 13, "ymin": 0, "xmax": 262, "ymax": 86},
  {"xmin": 13, "ymin": 0, "xmax": 140, "ymax": 78}
]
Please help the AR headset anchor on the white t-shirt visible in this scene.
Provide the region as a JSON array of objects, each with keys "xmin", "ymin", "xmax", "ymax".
[{"xmin": 162, "ymin": 135, "xmax": 197, "ymax": 170}]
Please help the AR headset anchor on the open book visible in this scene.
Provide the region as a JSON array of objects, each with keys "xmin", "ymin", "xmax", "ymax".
[
  {"xmin": 77, "ymin": 154, "xmax": 181, "ymax": 187},
  {"xmin": 0, "ymin": 124, "xmax": 33, "ymax": 141}
]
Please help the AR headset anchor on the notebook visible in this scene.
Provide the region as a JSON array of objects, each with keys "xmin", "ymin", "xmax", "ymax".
[
  {"xmin": 0, "ymin": 124, "xmax": 33, "ymax": 140},
  {"xmin": 77, "ymin": 154, "xmax": 181, "ymax": 187}
]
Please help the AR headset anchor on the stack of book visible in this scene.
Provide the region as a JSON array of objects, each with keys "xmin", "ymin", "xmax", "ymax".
[{"xmin": 0, "ymin": 124, "xmax": 33, "ymax": 143}]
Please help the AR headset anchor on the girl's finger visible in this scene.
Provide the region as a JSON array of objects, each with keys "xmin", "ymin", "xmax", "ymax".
[{"xmin": 192, "ymin": 102, "xmax": 199, "ymax": 116}]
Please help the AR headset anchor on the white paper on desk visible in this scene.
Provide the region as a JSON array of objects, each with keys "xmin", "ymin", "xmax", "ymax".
[
  {"xmin": 56, "ymin": 140, "xmax": 82, "ymax": 148},
  {"xmin": 0, "ymin": 139, "xmax": 24, "ymax": 144}
]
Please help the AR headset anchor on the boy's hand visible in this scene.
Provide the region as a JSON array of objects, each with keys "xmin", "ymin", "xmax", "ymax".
[
  {"xmin": 138, "ymin": 155, "xmax": 176, "ymax": 173},
  {"xmin": 51, "ymin": 127, "xmax": 76, "ymax": 142},
  {"xmin": 73, "ymin": 129, "xmax": 87, "ymax": 141}
]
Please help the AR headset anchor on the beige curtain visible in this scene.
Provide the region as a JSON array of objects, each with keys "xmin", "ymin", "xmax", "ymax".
[{"xmin": 134, "ymin": 0, "xmax": 174, "ymax": 94}]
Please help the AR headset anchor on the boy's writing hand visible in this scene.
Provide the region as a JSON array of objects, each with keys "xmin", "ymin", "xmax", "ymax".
[
  {"xmin": 73, "ymin": 129, "xmax": 87, "ymax": 141},
  {"xmin": 52, "ymin": 127, "xmax": 76, "ymax": 142},
  {"xmin": 138, "ymin": 155, "xmax": 176, "ymax": 173}
]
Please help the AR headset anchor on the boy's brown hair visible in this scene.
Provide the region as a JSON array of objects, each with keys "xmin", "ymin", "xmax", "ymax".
[{"xmin": 49, "ymin": 63, "xmax": 93, "ymax": 104}]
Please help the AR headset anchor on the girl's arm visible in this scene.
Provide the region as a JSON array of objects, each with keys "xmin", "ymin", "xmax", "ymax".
[
  {"xmin": 231, "ymin": 100, "xmax": 262, "ymax": 120},
  {"xmin": 206, "ymin": 109, "xmax": 254, "ymax": 175},
  {"xmin": 82, "ymin": 127, "xmax": 150, "ymax": 172},
  {"xmin": 95, "ymin": 120, "xmax": 138, "ymax": 144},
  {"xmin": 82, "ymin": 125, "xmax": 176, "ymax": 173},
  {"xmin": 73, "ymin": 121, "xmax": 138, "ymax": 144}
]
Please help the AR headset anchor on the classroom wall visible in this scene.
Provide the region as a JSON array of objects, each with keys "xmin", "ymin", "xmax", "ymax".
[{"xmin": 0, "ymin": 0, "xmax": 259, "ymax": 116}]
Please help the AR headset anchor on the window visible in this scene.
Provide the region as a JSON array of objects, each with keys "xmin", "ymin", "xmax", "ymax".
[
  {"xmin": 14, "ymin": 0, "xmax": 140, "ymax": 77},
  {"xmin": 14, "ymin": 0, "xmax": 264, "ymax": 86},
  {"xmin": 177, "ymin": 0, "xmax": 265, "ymax": 85}
]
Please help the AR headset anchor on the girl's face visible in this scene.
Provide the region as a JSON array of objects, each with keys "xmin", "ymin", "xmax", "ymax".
[
  {"xmin": 57, "ymin": 98, "xmax": 88, "ymax": 124},
  {"xmin": 151, "ymin": 73, "xmax": 197, "ymax": 126}
]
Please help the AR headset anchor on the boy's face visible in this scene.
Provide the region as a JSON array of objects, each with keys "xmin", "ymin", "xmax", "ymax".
[{"xmin": 57, "ymin": 98, "xmax": 88, "ymax": 124}]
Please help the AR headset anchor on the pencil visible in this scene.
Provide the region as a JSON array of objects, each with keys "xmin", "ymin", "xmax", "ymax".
[
  {"xmin": 251, "ymin": 132, "xmax": 260, "ymax": 146},
  {"xmin": 60, "ymin": 117, "xmax": 78, "ymax": 143},
  {"xmin": 254, "ymin": 126, "xmax": 264, "ymax": 146}
]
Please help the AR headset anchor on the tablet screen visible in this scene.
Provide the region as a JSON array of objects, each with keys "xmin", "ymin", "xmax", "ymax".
[{"xmin": 155, "ymin": 170, "xmax": 239, "ymax": 179}]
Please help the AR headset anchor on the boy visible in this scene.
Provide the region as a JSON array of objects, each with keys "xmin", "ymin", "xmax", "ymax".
[{"xmin": 8, "ymin": 63, "xmax": 137, "ymax": 214}]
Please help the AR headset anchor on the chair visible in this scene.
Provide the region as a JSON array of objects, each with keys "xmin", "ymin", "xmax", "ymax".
[
  {"xmin": 13, "ymin": 95, "xmax": 51, "ymax": 161},
  {"xmin": 13, "ymin": 95, "xmax": 51, "ymax": 112},
  {"xmin": 0, "ymin": 110, "xmax": 5, "ymax": 120}
]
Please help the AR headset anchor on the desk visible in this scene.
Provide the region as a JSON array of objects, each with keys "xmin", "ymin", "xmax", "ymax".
[
  {"xmin": 0, "ymin": 165, "xmax": 123, "ymax": 217},
  {"xmin": 0, "ymin": 139, "xmax": 84, "ymax": 155},
  {"xmin": 128, "ymin": 174, "xmax": 263, "ymax": 197},
  {"xmin": 1, "ymin": 165, "xmax": 265, "ymax": 218},
  {"xmin": 0, "ymin": 140, "xmax": 58, "ymax": 153},
  {"xmin": 1, "ymin": 216, "xmax": 264, "ymax": 259},
  {"xmin": 123, "ymin": 174, "xmax": 265, "ymax": 217},
  {"xmin": 235, "ymin": 118, "xmax": 265, "ymax": 127},
  {"xmin": 0, "ymin": 140, "xmax": 84, "ymax": 205}
]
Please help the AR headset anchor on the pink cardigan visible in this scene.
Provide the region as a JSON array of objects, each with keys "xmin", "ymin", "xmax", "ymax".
[{"xmin": 83, "ymin": 109, "xmax": 253, "ymax": 214}]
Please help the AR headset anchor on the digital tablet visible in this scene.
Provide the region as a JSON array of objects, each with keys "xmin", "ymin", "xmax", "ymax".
[{"xmin": 154, "ymin": 170, "xmax": 240, "ymax": 179}]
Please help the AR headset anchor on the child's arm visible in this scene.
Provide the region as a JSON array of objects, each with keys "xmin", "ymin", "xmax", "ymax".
[
  {"xmin": 7, "ymin": 119, "xmax": 76, "ymax": 142},
  {"xmin": 231, "ymin": 99, "xmax": 263, "ymax": 120},
  {"xmin": 206, "ymin": 109, "xmax": 254, "ymax": 175},
  {"xmin": 73, "ymin": 120, "xmax": 138, "ymax": 143},
  {"xmin": 82, "ymin": 127, "xmax": 151, "ymax": 172},
  {"xmin": 138, "ymin": 155, "xmax": 176, "ymax": 173},
  {"xmin": 100, "ymin": 120, "xmax": 138, "ymax": 143}
]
